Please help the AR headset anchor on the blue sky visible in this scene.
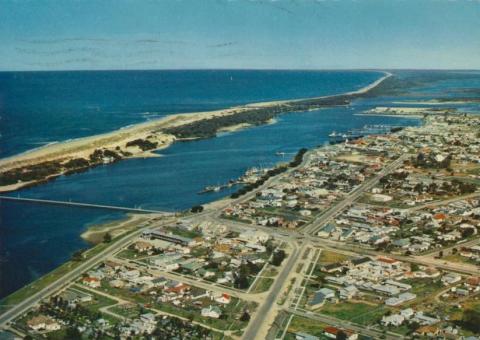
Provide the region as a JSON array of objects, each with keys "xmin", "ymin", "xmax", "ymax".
[{"xmin": 1, "ymin": 0, "xmax": 479, "ymax": 70}]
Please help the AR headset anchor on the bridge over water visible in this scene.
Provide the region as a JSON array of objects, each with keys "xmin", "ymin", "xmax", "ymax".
[{"xmin": 0, "ymin": 195, "xmax": 171, "ymax": 215}]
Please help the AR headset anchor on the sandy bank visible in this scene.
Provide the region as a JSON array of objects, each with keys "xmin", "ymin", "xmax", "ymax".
[{"xmin": 0, "ymin": 71, "xmax": 391, "ymax": 193}]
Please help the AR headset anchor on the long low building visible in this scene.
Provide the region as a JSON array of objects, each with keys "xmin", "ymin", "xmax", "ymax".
[{"xmin": 142, "ymin": 229, "xmax": 195, "ymax": 246}]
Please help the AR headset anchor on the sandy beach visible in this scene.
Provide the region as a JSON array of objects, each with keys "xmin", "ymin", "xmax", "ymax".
[{"xmin": 0, "ymin": 71, "xmax": 391, "ymax": 193}]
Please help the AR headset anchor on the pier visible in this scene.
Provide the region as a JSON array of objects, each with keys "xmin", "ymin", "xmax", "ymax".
[
  {"xmin": 329, "ymin": 124, "xmax": 404, "ymax": 144},
  {"xmin": 0, "ymin": 196, "xmax": 171, "ymax": 215}
]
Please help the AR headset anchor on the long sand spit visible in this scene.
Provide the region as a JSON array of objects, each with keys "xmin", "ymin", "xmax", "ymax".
[{"xmin": 0, "ymin": 71, "xmax": 391, "ymax": 192}]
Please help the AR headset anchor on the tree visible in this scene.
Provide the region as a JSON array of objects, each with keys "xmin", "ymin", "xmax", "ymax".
[
  {"xmin": 410, "ymin": 263, "xmax": 420, "ymax": 272},
  {"xmin": 72, "ymin": 249, "xmax": 84, "ymax": 261},
  {"xmin": 191, "ymin": 205, "xmax": 204, "ymax": 213},
  {"xmin": 234, "ymin": 274, "xmax": 249, "ymax": 289},
  {"xmin": 336, "ymin": 330, "xmax": 348, "ymax": 340},
  {"xmin": 271, "ymin": 250, "xmax": 286, "ymax": 266},
  {"xmin": 66, "ymin": 326, "xmax": 82, "ymax": 340},
  {"xmin": 458, "ymin": 309, "xmax": 480, "ymax": 333},
  {"xmin": 103, "ymin": 232, "xmax": 112, "ymax": 243},
  {"xmin": 240, "ymin": 310, "xmax": 251, "ymax": 322}
]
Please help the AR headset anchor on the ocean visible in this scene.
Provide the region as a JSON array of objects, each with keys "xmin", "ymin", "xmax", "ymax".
[{"xmin": 0, "ymin": 69, "xmax": 479, "ymax": 298}]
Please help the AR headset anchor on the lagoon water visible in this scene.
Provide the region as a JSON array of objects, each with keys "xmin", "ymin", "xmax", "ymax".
[{"xmin": 1, "ymin": 70, "xmax": 479, "ymax": 298}]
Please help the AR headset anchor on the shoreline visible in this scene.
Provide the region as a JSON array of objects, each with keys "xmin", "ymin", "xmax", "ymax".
[
  {"xmin": 0, "ymin": 71, "xmax": 391, "ymax": 193},
  {"xmin": 80, "ymin": 213, "xmax": 145, "ymax": 244}
]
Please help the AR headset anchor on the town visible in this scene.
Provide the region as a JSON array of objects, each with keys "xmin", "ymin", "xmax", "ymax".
[{"xmin": 1, "ymin": 110, "xmax": 480, "ymax": 340}]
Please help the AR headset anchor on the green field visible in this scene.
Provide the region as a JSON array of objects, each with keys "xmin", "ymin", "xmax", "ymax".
[{"xmin": 320, "ymin": 301, "xmax": 387, "ymax": 326}]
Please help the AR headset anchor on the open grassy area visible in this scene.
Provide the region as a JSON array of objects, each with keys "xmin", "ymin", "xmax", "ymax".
[
  {"xmin": 109, "ymin": 303, "xmax": 154, "ymax": 319},
  {"xmin": 317, "ymin": 250, "xmax": 350, "ymax": 265},
  {"xmin": 443, "ymin": 253, "xmax": 479, "ymax": 265},
  {"xmin": 320, "ymin": 301, "xmax": 386, "ymax": 326},
  {"xmin": 402, "ymin": 277, "xmax": 444, "ymax": 299},
  {"xmin": 71, "ymin": 285, "xmax": 118, "ymax": 313},
  {"xmin": 116, "ymin": 248, "xmax": 143, "ymax": 260},
  {"xmin": 287, "ymin": 315, "xmax": 329, "ymax": 338},
  {"xmin": 165, "ymin": 226, "xmax": 202, "ymax": 239},
  {"xmin": 250, "ymin": 277, "xmax": 274, "ymax": 293},
  {"xmin": 96, "ymin": 282, "xmax": 253, "ymax": 331},
  {"xmin": 262, "ymin": 266, "xmax": 279, "ymax": 278}
]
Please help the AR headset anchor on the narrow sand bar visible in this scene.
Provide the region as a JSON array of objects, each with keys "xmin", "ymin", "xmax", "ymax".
[{"xmin": 0, "ymin": 72, "xmax": 391, "ymax": 192}]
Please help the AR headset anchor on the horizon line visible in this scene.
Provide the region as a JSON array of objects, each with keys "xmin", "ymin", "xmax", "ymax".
[{"xmin": 1, "ymin": 67, "xmax": 480, "ymax": 73}]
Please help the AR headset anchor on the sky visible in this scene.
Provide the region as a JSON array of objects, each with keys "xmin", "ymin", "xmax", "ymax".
[{"xmin": 0, "ymin": 0, "xmax": 479, "ymax": 71}]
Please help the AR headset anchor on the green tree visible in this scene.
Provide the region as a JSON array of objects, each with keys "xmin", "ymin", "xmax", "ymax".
[
  {"xmin": 271, "ymin": 250, "xmax": 286, "ymax": 266},
  {"xmin": 65, "ymin": 326, "xmax": 82, "ymax": 340},
  {"xmin": 191, "ymin": 205, "xmax": 204, "ymax": 213},
  {"xmin": 240, "ymin": 310, "xmax": 251, "ymax": 322},
  {"xmin": 103, "ymin": 232, "xmax": 112, "ymax": 243}
]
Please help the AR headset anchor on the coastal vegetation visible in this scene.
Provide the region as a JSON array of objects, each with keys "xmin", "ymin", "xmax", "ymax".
[
  {"xmin": 125, "ymin": 138, "xmax": 158, "ymax": 151},
  {"xmin": 164, "ymin": 96, "xmax": 355, "ymax": 140},
  {"xmin": 0, "ymin": 73, "xmax": 388, "ymax": 193},
  {"xmin": 0, "ymin": 148, "xmax": 126, "ymax": 189}
]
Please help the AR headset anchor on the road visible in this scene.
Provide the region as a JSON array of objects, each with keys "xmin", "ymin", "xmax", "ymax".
[
  {"xmin": 2, "ymin": 145, "xmax": 478, "ymax": 340},
  {"xmin": 113, "ymin": 258, "xmax": 260, "ymax": 302},
  {"xmin": 287, "ymin": 308, "xmax": 402, "ymax": 340},
  {"xmin": 0, "ymin": 219, "xmax": 165, "ymax": 327},
  {"xmin": 242, "ymin": 243, "xmax": 301, "ymax": 340},
  {"xmin": 404, "ymin": 191, "xmax": 480, "ymax": 213},
  {"xmin": 302, "ymin": 153, "xmax": 410, "ymax": 234}
]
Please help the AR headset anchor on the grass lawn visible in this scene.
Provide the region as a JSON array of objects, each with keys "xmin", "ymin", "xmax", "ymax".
[
  {"xmin": 287, "ymin": 315, "xmax": 329, "ymax": 338},
  {"xmin": 109, "ymin": 304, "xmax": 155, "ymax": 319},
  {"xmin": 320, "ymin": 301, "xmax": 386, "ymax": 326},
  {"xmin": 250, "ymin": 277, "xmax": 274, "ymax": 293},
  {"xmin": 402, "ymin": 278, "xmax": 444, "ymax": 298},
  {"xmin": 71, "ymin": 285, "xmax": 118, "ymax": 313},
  {"xmin": 165, "ymin": 226, "xmax": 202, "ymax": 239},
  {"xmin": 443, "ymin": 253, "xmax": 478, "ymax": 265},
  {"xmin": 262, "ymin": 266, "xmax": 279, "ymax": 278},
  {"xmin": 116, "ymin": 248, "xmax": 143, "ymax": 260},
  {"xmin": 317, "ymin": 250, "xmax": 350, "ymax": 265}
]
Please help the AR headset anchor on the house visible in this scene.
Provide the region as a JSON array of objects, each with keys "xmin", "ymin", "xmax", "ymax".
[
  {"xmin": 214, "ymin": 293, "xmax": 231, "ymax": 304},
  {"xmin": 385, "ymin": 292, "xmax": 417, "ymax": 306},
  {"xmin": 412, "ymin": 312, "xmax": 440, "ymax": 326},
  {"xmin": 201, "ymin": 306, "xmax": 222, "ymax": 319},
  {"xmin": 414, "ymin": 325, "xmax": 440, "ymax": 337},
  {"xmin": 59, "ymin": 289, "xmax": 92, "ymax": 307},
  {"xmin": 109, "ymin": 279, "xmax": 125, "ymax": 288},
  {"xmin": 441, "ymin": 273, "xmax": 462, "ymax": 285},
  {"xmin": 350, "ymin": 256, "xmax": 371, "ymax": 267},
  {"xmin": 371, "ymin": 194, "xmax": 393, "ymax": 202},
  {"xmin": 323, "ymin": 327, "xmax": 358, "ymax": 340},
  {"xmin": 320, "ymin": 262, "xmax": 343, "ymax": 273},
  {"xmin": 466, "ymin": 276, "xmax": 480, "ymax": 287},
  {"xmin": 295, "ymin": 332, "xmax": 320, "ymax": 340},
  {"xmin": 309, "ymin": 288, "xmax": 335, "ymax": 309},
  {"xmin": 82, "ymin": 276, "xmax": 101, "ymax": 288},
  {"xmin": 134, "ymin": 241, "xmax": 154, "ymax": 252},
  {"xmin": 400, "ymin": 308, "xmax": 415, "ymax": 319},
  {"xmin": 339, "ymin": 285, "xmax": 358, "ymax": 300},
  {"xmin": 317, "ymin": 224, "xmax": 337, "ymax": 238},
  {"xmin": 27, "ymin": 315, "xmax": 61, "ymax": 332},
  {"xmin": 381, "ymin": 314, "xmax": 405, "ymax": 326}
]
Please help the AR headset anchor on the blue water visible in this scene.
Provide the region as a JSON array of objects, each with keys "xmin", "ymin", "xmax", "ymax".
[
  {"xmin": 0, "ymin": 70, "xmax": 381, "ymax": 158},
  {"xmin": 1, "ymin": 70, "xmax": 479, "ymax": 299}
]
